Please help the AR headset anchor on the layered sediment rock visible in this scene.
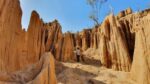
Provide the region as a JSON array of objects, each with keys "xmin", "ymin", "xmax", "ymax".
[
  {"xmin": 0, "ymin": 0, "xmax": 57, "ymax": 83},
  {"xmin": 0, "ymin": 0, "xmax": 150, "ymax": 83},
  {"xmin": 131, "ymin": 12, "xmax": 150, "ymax": 84},
  {"xmin": 81, "ymin": 29, "xmax": 91, "ymax": 51},
  {"xmin": 61, "ymin": 32, "xmax": 75, "ymax": 61},
  {"xmin": 98, "ymin": 8, "xmax": 150, "ymax": 83},
  {"xmin": 54, "ymin": 28, "xmax": 99, "ymax": 62},
  {"xmin": 0, "ymin": 0, "xmax": 138, "ymax": 73},
  {"xmin": 27, "ymin": 11, "xmax": 44, "ymax": 65},
  {"xmin": 90, "ymin": 28, "xmax": 99, "ymax": 49},
  {"xmin": 117, "ymin": 8, "xmax": 132, "ymax": 19},
  {"xmin": 74, "ymin": 32, "xmax": 82, "ymax": 47},
  {"xmin": 97, "ymin": 8, "xmax": 135, "ymax": 72},
  {"xmin": 44, "ymin": 20, "xmax": 63, "ymax": 52},
  {"xmin": 0, "ymin": 0, "xmax": 25, "ymax": 72},
  {"xmin": 0, "ymin": 52, "xmax": 57, "ymax": 84},
  {"xmin": 99, "ymin": 14, "xmax": 132, "ymax": 71}
]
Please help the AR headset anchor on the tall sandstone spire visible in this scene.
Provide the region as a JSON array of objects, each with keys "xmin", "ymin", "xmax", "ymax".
[{"xmin": 0, "ymin": 0, "xmax": 57, "ymax": 83}]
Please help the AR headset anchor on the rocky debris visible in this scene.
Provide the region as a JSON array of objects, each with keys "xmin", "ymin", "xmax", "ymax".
[
  {"xmin": 125, "ymin": 8, "xmax": 132, "ymax": 15},
  {"xmin": 131, "ymin": 13, "xmax": 150, "ymax": 84},
  {"xmin": 57, "ymin": 69, "xmax": 88, "ymax": 84},
  {"xmin": 56, "ymin": 62, "xmax": 98, "ymax": 84},
  {"xmin": 139, "ymin": 8, "xmax": 150, "ymax": 17},
  {"xmin": 117, "ymin": 8, "xmax": 133, "ymax": 19},
  {"xmin": 117, "ymin": 10, "xmax": 126, "ymax": 19},
  {"xmin": 83, "ymin": 48, "xmax": 101, "ymax": 66},
  {"xmin": 0, "ymin": 52, "xmax": 57, "ymax": 84}
]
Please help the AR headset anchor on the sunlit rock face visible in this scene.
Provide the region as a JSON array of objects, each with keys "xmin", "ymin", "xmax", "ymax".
[
  {"xmin": 0, "ymin": 0, "xmax": 25, "ymax": 72},
  {"xmin": 98, "ymin": 14, "xmax": 132, "ymax": 72},
  {"xmin": 0, "ymin": 0, "xmax": 57, "ymax": 83},
  {"xmin": 27, "ymin": 11, "xmax": 45, "ymax": 66},
  {"xmin": 117, "ymin": 8, "xmax": 132, "ymax": 19},
  {"xmin": 0, "ymin": 0, "xmax": 150, "ymax": 83},
  {"xmin": 131, "ymin": 10, "xmax": 150, "ymax": 84},
  {"xmin": 0, "ymin": 52, "xmax": 57, "ymax": 84},
  {"xmin": 60, "ymin": 32, "xmax": 76, "ymax": 61},
  {"xmin": 53, "ymin": 28, "xmax": 100, "ymax": 62},
  {"xmin": 98, "ymin": 8, "xmax": 150, "ymax": 83}
]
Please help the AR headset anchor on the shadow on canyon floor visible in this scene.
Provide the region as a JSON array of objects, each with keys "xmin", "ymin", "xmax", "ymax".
[
  {"xmin": 56, "ymin": 60, "xmax": 105, "ymax": 84},
  {"xmin": 82, "ymin": 56, "xmax": 102, "ymax": 67}
]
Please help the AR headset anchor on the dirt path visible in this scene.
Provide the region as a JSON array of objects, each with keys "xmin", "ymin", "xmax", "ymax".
[
  {"xmin": 56, "ymin": 62, "xmax": 136, "ymax": 84},
  {"xmin": 56, "ymin": 48, "xmax": 136, "ymax": 84}
]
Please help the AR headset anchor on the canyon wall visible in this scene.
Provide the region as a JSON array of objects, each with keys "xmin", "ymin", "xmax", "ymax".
[
  {"xmin": 0, "ymin": 0, "xmax": 25, "ymax": 72},
  {"xmin": 131, "ymin": 10, "xmax": 150, "ymax": 84},
  {"xmin": 0, "ymin": 0, "xmax": 57, "ymax": 83},
  {"xmin": 99, "ymin": 14, "xmax": 132, "ymax": 71},
  {"xmin": 97, "ymin": 8, "xmax": 135, "ymax": 72},
  {"xmin": 0, "ymin": 0, "xmax": 150, "ymax": 83},
  {"xmin": 0, "ymin": 52, "xmax": 57, "ymax": 84},
  {"xmin": 98, "ymin": 8, "xmax": 150, "ymax": 83}
]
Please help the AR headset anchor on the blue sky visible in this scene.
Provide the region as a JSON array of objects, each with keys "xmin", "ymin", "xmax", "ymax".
[{"xmin": 20, "ymin": 0, "xmax": 150, "ymax": 32}]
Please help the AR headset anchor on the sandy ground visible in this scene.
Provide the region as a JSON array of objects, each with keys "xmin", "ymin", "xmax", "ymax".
[
  {"xmin": 56, "ymin": 62, "xmax": 136, "ymax": 84},
  {"xmin": 56, "ymin": 48, "xmax": 136, "ymax": 84}
]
